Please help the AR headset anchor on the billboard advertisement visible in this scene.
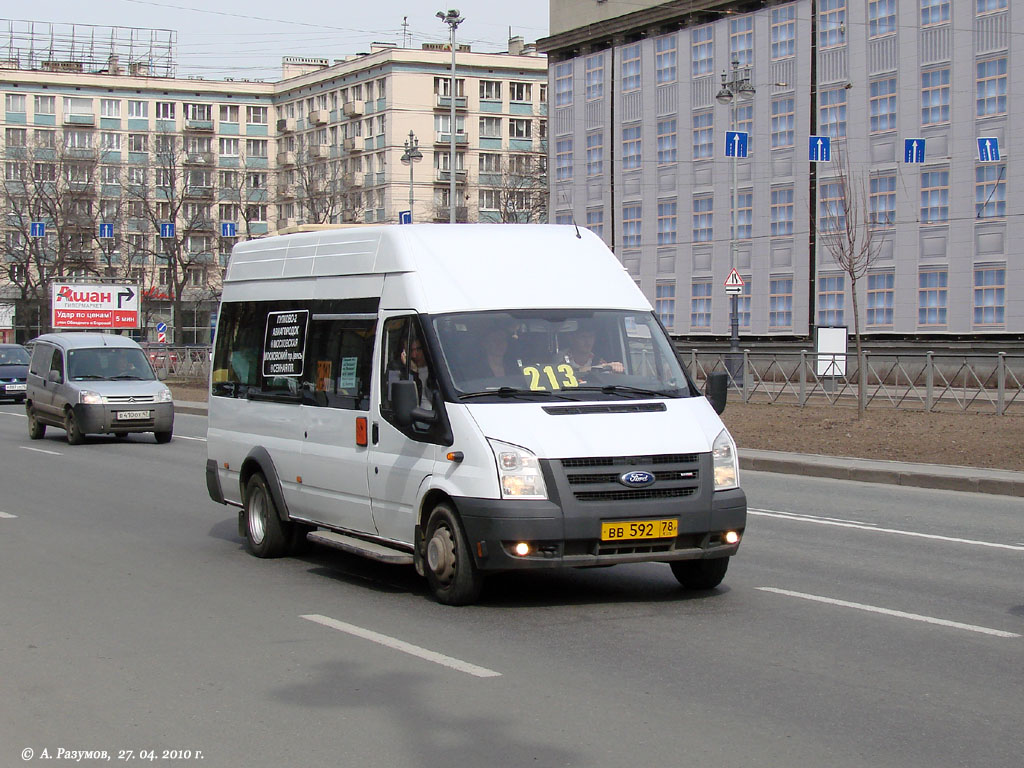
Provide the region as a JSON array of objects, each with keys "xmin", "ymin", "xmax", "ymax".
[{"xmin": 51, "ymin": 282, "xmax": 140, "ymax": 329}]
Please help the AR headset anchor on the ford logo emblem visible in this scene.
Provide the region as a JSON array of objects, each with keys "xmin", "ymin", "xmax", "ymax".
[{"xmin": 619, "ymin": 471, "xmax": 655, "ymax": 488}]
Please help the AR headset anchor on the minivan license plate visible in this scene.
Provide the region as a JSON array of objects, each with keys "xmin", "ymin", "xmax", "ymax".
[
  {"xmin": 601, "ymin": 518, "xmax": 678, "ymax": 541},
  {"xmin": 116, "ymin": 410, "xmax": 151, "ymax": 420}
]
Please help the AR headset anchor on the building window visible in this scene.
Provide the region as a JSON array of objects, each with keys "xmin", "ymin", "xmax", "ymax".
[
  {"xmin": 64, "ymin": 130, "xmax": 93, "ymax": 149},
  {"xmin": 100, "ymin": 99, "xmax": 121, "ymax": 118},
  {"xmin": 771, "ymin": 5, "xmax": 796, "ymax": 60},
  {"xmin": 555, "ymin": 138, "xmax": 573, "ymax": 181},
  {"xmin": 127, "ymin": 100, "xmax": 148, "ymax": 119},
  {"xmin": 246, "ymin": 139, "xmax": 268, "ymax": 158},
  {"xmin": 6, "ymin": 93, "xmax": 26, "ymax": 112},
  {"xmin": 35, "ymin": 128, "xmax": 55, "ymax": 148},
  {"xmin": 819, "ymin": 87, "xmax": 847, "ymax": 139},
  {"xmin": 973, "ymin": 266, "xmax": 1005, "ymax": 325},
  {"xmin": 554, "ymin": 61, "xmax": 573, "ymax": 107},
  {"xmin": 693, "ymin": 195, "xmax": 713, "ymax": 242},
  {"xmin": 735, "ymin": 191, "xmax": 752, "ymax": 240},
  {"xmin": 920, "ymin": 169, "xmax": 949, "ymax": 223},
  {"xmin": 586, "ymin": 208, "xmax": 604, "ymax": 238},
  {"xmin": 738, "ymin": 280, "xmax": 751, "ymax": 329},
  {"xmin": 509, "ymin": 82, "xmax": 532, "ymax": 102},
  {"xmin": 621, "ymin": 44, "xmax": 642, "ymax": 92},
  {"xmin": 657, "ymin": 119, "xmax": 677, "ymax": 165},
  {"xmin": 870, "ymin": 172, "xmax": 896, "ymax": 228},
  {"xmin": 691, "ymin": 282, "xmax": 712, "ymax": 329},
  {"xmin": 918, "ymin": 270, "xmax": 948, "ymax": 325},
  {"xmin": 479, "ymin": 116, "xmax": 501, "ymax": 138},
  {"xmin": 771, "ymin": 187, "xmax": 794, "ymax": 236},
  {"xmin": 869, "ymin": 77, "xmax": 897, "ymax": 133},
  {"xmin": 976, "ymin": 164, "xmax": 1006, "ymax": 219},
  {"xmin": 34, "ymin": 95, "xmax": 55, "ymax": 114},
  {"xmin": 691, "ymin": 25, "xmax": 713, "ymax": 77},
  {"xmin": 656, "ymin": 282, "xmax": 676, "ymax": 328},
  {"xmin": 735, "ymin": 103, "xmax": 754, "ymax": 139},
  {"xmin": 869, "ymin": 0, "xmax": 897, "ymax": 37},
  {"xmin": 977, "ymin": 0, "xmax": 1007, "ymax": 12},
  {"xmin": 657, "ymin": 201, "xmax": 677, "ymax": 245},
  {"xmin": 729, "ymin": 16, "xmax": 753, "ymax": 68},
  {"xmin": 479, "ymin": 80, "xmax": 501, "ymax": 101},
  {"xmin": 100, "ymin": 132, "xmax": 121, "ymax": 150},
  {"xmin": 692, "ymin": 110, "xmax": 713, "ymax": 159},
  {"xmin": 585, "ymin": 54, "xmax": 604, "ymax": 101},
  {"xmin": 819, "ymin": 181, "xmax": 846, "ymax": 232},
  {"xmin": 655, "ymin": 35, "xmax": 677, "ymax": 84},
  {"xmin": 185, "ymin": 103, "xmax": 212, "ymax": 121},
  {"xmin": 622, "ymin": 124, "xmax": 642, "ymax": 170},
  {"xmin": 127, "ymin": 134, "xmax": 147, "ymax": 153},
  {"xmin": 819, "ymin": 0, "xmax": 847, "ymax": 48},
  {"xmin": 771, "ymin": 97, "xmax": 795, "ymax": 148},
  {"xmin": 220, "ymin": 104, "xmax": 239, "ymax": 122},
  {"xmin": 586, "ymin": 132, "xmax": 603, "ymax": 176},
  {"xmin": 246, "ymin": 105, "xmax": 268, "ymax": 124},
  {"xmin": 219, "ymin": 137, "xmax": 239, "ymax": 157},
  {"xmin": 508, "ymin": 118, "xmax": 532, "ymax": 139},
  {"xmin": 769, "ymin": 278, "xmax": 794, "ymax": 328},
  {"xmin": 818, "ymin": 275, "xmax": 845, "ymax": 326},
  {"xmin": 922, "ymin": 68, "xmax": 951, "ymax": 125},
  {"xmin": 5, "ymin": 127, "xmax": 26, "ymax": 146},
  {"xmin": 976, "ymin": 58, "xmax": 1007, "ymax": 117},
  {"xmin": 155, "ymin": 101, "xmax": 175, "ymax": 120},
  {"xmin": 866, "ymin": 272, "xmax": 895, "ymax": 326},
  {"xmin": 622, "ymin": 204, "xmax": 642, "ymax": 248},
  {"xmin": 921, "ymin": 0, "xmax": 950, "ymax": 26}
]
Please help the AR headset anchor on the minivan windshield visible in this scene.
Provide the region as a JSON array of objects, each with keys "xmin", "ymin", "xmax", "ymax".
[
  {"xmin": 0, "ymin": 346, "xmax": 30, "ymax": 365},
  {"xmin": 432, "ymin": 310, "xmax": 693, "ymax": 401},
  {"xmin": 67, "ymin": 347, "xmax": 156, "ymax": 381}
]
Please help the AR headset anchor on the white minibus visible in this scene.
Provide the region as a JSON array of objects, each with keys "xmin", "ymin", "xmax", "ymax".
[{"xmin": 206, "ymin": 224, "xmax": 746, "ymax": 604}]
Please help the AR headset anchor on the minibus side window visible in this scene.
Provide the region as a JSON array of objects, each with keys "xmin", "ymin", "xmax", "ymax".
[
  {"xmin": 211, "ymin": 302, "xmax": 264, "ymax": 397},
  {"xmin": 380, "ymin": 316, "xmax": 437, "ymax": 432},
  {"xmin": 303, "ymin": 317, "xmax": 376, "ymax": 410}
]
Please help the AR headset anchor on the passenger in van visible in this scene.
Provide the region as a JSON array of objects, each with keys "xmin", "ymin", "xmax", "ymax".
[
  {"xmin": 462, "ymin": 319, "xmax": 517, "ymax": 380},
  {"xmin": 408, "ymin": 337, "xmax": 434, "ymax": 409},
  {"xmin": 563, "ymin": 324, "xmax": 624, "ymax": 374}
]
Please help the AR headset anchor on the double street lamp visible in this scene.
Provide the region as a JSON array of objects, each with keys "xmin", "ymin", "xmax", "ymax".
[
  {"xmin": 400, "ymin": 130, "xmax": 423, "ymax": 222},
  {"xmin": 716, "ymin": 59, "xmax": 755, "ymax": 384},
  {"xmin": 437, "ymin": 9, "xmax": 464, "ymax": 223}
]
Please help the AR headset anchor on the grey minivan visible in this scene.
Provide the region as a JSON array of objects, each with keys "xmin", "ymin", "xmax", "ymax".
[{"xmin": 26, "ymin": 333, "xmax": 174, "ymax": 444}]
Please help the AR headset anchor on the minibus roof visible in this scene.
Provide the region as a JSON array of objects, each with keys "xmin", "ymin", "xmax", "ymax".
[{"xmin": 224, "ymin": 224, "xmax": 651, "ymax": 314}]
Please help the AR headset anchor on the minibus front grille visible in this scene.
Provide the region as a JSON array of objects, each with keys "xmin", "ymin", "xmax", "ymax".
[
  {"xmin": 542, "ymin": 403, "xmax": 667, "ymax": 415},
  {"xmin": 559, "ymin": 453, "xmax": 701, "ymax": 503}
]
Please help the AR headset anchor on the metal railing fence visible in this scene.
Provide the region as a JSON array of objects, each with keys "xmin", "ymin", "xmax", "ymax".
[
  {"xmin": 687, "ymin": 350, "xmax": 1024, "ymax": 415},
  {"xmin": 149, "ymin": 346, "xmax": 212, "ymax": 381}
]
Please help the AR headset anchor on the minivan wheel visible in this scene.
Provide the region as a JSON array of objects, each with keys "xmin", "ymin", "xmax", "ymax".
[
  {"xmin": 154, "ymin": 429, "xmax": 172, "ymax": 444},
  {"xmin": 65, "ymin": 410, "xmax": 85, "ymax": 445},
  {"xmin": 244, "ymin": 474, "xmax": 290, "ymax": 558},
  {"xmin": 27, "ymin": 408, "xmax": 46, "ymax": 440},
  {"xmin": 423, "ymin": 503, "xmax": 483, "ymax": 606},
  {"xmin": 670, "ymin": 557, "xmax": 729, "ymax": 590}
]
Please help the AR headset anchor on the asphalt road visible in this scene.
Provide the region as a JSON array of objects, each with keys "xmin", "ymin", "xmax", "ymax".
[{"xmin": 1, "ymin": 403, "xmax": 1021, "ymax": 768}]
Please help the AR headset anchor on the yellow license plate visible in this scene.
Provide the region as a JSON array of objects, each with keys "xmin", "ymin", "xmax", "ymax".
[{"xmin": 601, "ymin": 518, "xmax": 678, "ymax": 541}]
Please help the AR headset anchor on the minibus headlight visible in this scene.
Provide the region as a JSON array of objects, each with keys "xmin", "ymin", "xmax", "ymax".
[
  {"xmin": 712, "ymin": 429, "xmax": 739, "ymax": 491},
  {"xmin": 487, "ymin": 439, "xmax": 548, "ymax": 500},
  {"xmin": 80, "ymin": 390, "xmax": 103, "ymax": 405}
]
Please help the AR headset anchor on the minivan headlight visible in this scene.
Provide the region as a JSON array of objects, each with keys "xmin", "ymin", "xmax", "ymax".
[
  {"xmin": 712, "ymin": 428, "xmax": 740, "ymax": 491},
  {"xmin": 156, "ymin": 387, "xmax": 173, "ymax": 402},
  {"xmin": 487, "ymin": 439, "xmax": 548, "ymax": 500},
  {"xmin": 80, "ymin": 390, "xmax": 103, "ymax": 405}
]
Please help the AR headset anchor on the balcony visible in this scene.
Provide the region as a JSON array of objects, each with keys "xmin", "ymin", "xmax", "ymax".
[
  {"xmin": 342, "ymin": 137, "xmax": 360, "ymax": 153},
  {"xmin": 62, "ymin": 113, "xmax": 96, "ymax": 126},
  {"xmin": 349, "ymin": 172, "xmax": 364, "ymax": 188},
  {"xmin": 278, "ymin": 183, "xmax": 295, "ymax": 199},
  {"xmin": 308, "ymin": 110, "xmax": 327, "ymax": 126},
  {"xmin": 343, "ymin": 101, "xmax": 364, "ymax": 118},
  {"xmin": 341, "ymin": 210, "xmax": 356, "ymax": 223},
  {"xmin": 184, "ymin": 152, "xmax": 214, "ymax": 165},
  {"xmin": 188, "ymin": 218, "xmax": 216, "ymax": 231},
  {"xmin": 185, "ymin": 186, "xmax": 214, "ymax": 199},
  {"xmin": 433, "ymin": 207, "xmax": 469, "ymax": 223},
  {"xmin": 434, "ymin": 169, "xmax": 467, "ymax": 182},
  {"xmin": 434, "ymin": 133, "xmax": 469, "ymax": 146},
  {"xmin": 276, "ymin": 151, "xmax": 296, "ymax": 167},
  {"xmin": 277, "ymin": 117, "xmax": 296, "ymax": 133},
  {"xmin": 277, "ymin": 217, "xmax": 297, "ymax": 230},
  {"xmin": 434, "ymin": 94, "xmax": 468, "ymax": 110},
  {"xmin": 309, "ymin": 144, "xmax": 329, "ymax": 160},
  {"xmin": 66, "ymin": 181, "xmax": 95, "ymax": 195},
  {"xmin": 184, "ymin": 119, "xmax": 214, "ymax": 132}
]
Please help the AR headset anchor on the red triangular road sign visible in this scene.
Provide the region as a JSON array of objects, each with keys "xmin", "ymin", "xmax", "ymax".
[{"xmin": 724, "ymin": 268, "xmax": 745, "ymax": 287}]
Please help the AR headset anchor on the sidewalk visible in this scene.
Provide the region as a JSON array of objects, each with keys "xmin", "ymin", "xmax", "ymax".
[{"xmin": 175, "ymin": 401, "xmax": 1024, "ymax": 498}]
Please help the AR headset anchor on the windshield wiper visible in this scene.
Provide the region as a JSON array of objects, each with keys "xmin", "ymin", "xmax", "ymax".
[
  {"xmin": 72, "ymin": 375, "xmax": 105, "ymax": 380},
  {"xmin": 460, "ymin": 387, "xmax": 573, "ymax": 401},
  {"xmin": 110, "ymin": 374, "xmax": 148, "ymax": 380},
  {"xmin": 569, "ymin": 385, "xmax": 680, "ymax": 398}
]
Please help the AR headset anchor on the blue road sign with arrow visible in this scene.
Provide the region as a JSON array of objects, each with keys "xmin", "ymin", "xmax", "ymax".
[
  {"xmin": 221, "ymin": 221, "xmax": 236, "ymax": 238},
  {"xmin": 399, "ymin": 210, "xmax": 412, "ymax": 225},
  {"xmin": 809, "ymin": 135, "xmax": 831, "ymax": 163},
  {"xmin": 725, "ymin": 131, "xmax": 749, "ymax": 158},
  {"xmin": 904, "ymin": 138, "xmax": 926, "ymax": 163},
  {"xmin": 977, "ymin": 137, "xmax": 1000, "ymax": 162},
  {"xmin": 30, "ymin": 222, "xmax": 46, "ymax": 238},
  {"xmin": 98, "ymin": 222, "xmax": 115, "ymax": 239}
]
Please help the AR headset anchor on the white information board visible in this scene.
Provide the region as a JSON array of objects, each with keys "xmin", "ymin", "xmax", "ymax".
[{"xmin": 816, "ymin": 326, "xmax": 848, "ymax": 377}]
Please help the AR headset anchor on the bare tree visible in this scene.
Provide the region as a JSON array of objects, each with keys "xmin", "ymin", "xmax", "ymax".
[
  {"xmin": 277, "ymin": 132, "xmax": 364, "ymax": 226},
  {"xmin": 816, "ymin": 140, "xmax": 889, "ymax": 418},
  {"xmin": 488, "ymin": 153, "xmax": 548, "ymax": 223}
]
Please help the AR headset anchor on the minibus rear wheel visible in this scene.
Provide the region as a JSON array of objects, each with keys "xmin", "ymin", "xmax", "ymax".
[
  {"xmin": 244, "ymin": 474, "xmax": 291, "ymax": 558},
  {"xmin": 670, "ymin": 557, "xmax": 729, "ymax": 590},
  {"xmin": 423, "ymin": 503, "xmax": 483, "ymax": 606}
]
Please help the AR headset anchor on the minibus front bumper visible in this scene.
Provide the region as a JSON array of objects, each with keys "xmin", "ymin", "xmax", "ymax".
[{"xmin": 456, "ymin": 487, "xmax": 746, "ymax": 571}]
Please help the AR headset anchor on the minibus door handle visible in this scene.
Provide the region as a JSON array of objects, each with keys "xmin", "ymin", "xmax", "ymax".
[{"xmin": 371, "ymin": 422, "xmax": 379, "ymax": 445}]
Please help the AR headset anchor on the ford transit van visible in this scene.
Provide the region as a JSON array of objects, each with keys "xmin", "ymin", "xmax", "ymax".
[{"xmin": 206, "ymin": 224, "xmax": 746, "ymax": 604}]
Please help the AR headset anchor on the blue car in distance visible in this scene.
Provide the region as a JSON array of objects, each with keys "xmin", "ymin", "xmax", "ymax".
[{"xmin": 0, "ymin": 344, "xmax": 29, "ymax": 403}]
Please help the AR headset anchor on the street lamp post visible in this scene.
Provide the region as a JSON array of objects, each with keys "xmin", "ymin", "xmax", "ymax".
[
  {"xmin": 400, "ymin": 130, "xmax": 423, "ymax": 222},
  {"xmin": 716, "ymin": 59, "xmax": 755, "ymax": 386},
  {"xmin": 437, "ymin": 9, "xmax": 464, "ymax": 223}
]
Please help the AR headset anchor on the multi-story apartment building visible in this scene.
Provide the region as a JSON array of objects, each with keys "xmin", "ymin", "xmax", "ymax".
[
  {"xmin": 0, "ymin": 23, "xmax": 547, "ymax": 343},
  {"xmin": 540, "ymin": 1, "xmax": 1023, "ymax": 338}
]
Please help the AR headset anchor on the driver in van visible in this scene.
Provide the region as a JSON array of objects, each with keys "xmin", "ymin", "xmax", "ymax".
[{"xmin": 563, "ymin": 323, "xmax": 624, "ymax": 374}]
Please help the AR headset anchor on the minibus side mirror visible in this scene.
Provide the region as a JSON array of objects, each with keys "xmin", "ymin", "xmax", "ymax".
[
  {"xmin": 705, "ymin": 371, "xmax": 728, "ymax": 415},
  {"xmin": 392, "ymin": 379, "xmax": 439, "ymax": 427}
]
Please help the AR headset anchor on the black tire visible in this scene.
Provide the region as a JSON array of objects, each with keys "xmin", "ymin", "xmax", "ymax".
[
  {"xmin": 65, "ymin": 409, "xmax": 85, "ymax": 445},
  {"xmin": 244, "ymin": 474, "xmax": 291, "ymax": 558},
  {"xmin": 14, "ymin": 396, "xmax": 25, "ymax": 405},
  {"xmin": 154, "ymin": 429, "xmax": 172, "ymax": 444},
  {"xmin": 423, "ymin": 503, "xmax": 483, "ymax": 606},
  {"xmin": 670, "ymin": 557, "xmax": 729, "ymax": 590},
  {"xmin": 27, "ymin": 408, "xmax": 46, "ymax": 440}
]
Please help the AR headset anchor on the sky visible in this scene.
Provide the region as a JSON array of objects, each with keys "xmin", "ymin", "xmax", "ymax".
[{"xmin": 18, "ymin": 0, "xmax": 551, "ymax": 80}]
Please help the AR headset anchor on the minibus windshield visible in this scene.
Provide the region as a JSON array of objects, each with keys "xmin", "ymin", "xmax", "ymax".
[{"xmin": 432, "ymin": 310, "xmax": 693, "ymax": 401}]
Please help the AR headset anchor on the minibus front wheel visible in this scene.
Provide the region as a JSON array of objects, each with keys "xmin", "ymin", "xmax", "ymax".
[
  {"xmin": 244, "ymin": 474, "xmax": 291, "ymax": 558},
  {"xmin": 423, "ymin": 503, "xmax": 483, "ymax": 606}
]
